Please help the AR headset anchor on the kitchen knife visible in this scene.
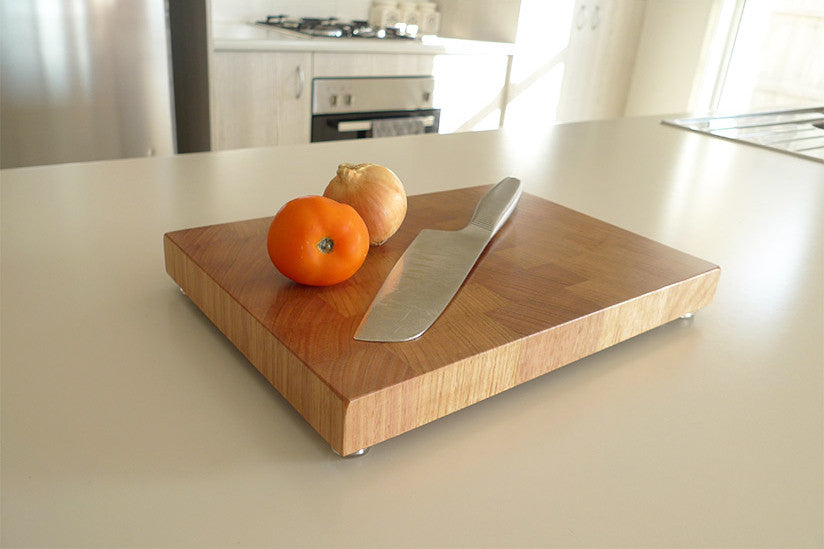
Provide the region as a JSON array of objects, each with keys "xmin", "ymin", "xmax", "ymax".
[{"xmin": 354, "ymin": 177, "xmax": 522, "ymax": 342}]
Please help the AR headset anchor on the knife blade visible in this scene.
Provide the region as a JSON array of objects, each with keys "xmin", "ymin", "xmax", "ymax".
[{"xmin": 354, "ymin": 177, "xmax": 522, "ymax": 342}]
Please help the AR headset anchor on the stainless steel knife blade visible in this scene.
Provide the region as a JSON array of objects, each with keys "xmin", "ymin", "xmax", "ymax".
[{"xmin": 354, "ymin": 177, "xmax": 522, "ymax": 342}]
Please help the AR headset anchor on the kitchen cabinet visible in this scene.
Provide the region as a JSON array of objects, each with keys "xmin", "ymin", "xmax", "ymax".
[
  {"xmin": 211, "ymin": 51, "xmax": 433, "ymax": 150},
  {"xmin": 557, "ymin": 0, "xmax": 645, "ymax": 121},
  {"xmin": 210, "ymin": 51, "xmax": 312, "ymax": 150},
  {"xmin": 209, "ymin": 46, "xmax": 513, "ymax": 148},
  {"xmin": 313, "ymin": 52, "xmax": 435, "ymax": 77}
]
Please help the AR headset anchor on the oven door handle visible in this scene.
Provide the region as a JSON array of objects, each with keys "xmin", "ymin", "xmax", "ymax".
[{"xmin": 337, "ymin": 115, "xmax": 435, "ymax": 133}]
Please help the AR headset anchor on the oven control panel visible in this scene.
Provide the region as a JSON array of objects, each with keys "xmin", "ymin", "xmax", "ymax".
[{"xmin": 312, "ymin": 76, "xmax": 435, "ymax": 115}]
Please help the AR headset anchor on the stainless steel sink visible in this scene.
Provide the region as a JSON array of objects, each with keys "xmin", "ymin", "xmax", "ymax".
[{"xmin": 663, "ymin": 106, "xmax": 824, "ymax": 163}]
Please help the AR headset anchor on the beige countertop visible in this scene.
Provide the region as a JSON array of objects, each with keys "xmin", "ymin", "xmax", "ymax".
[
  {"xmin": 212, "ymin": 22, "xmax": 516, "ymax": 55},
  {"xmin": 1, "ymin": 117, "xmax": 822, "ymax": 547}
]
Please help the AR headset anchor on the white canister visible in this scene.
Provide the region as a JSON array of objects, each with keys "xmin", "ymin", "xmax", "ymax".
[
  {"xmin": 398, "ymin": 1, "xmax": 421, "ymax": 34},
  {"xmin": 417, "ymin": 2, "xmax": 440, "ymax": 35},
  {"xmin": 369, "ymin": 1, "xmax": 402, "ymax": 29}
]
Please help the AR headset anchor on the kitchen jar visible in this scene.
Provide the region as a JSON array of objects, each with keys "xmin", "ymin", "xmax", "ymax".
[
  {"xmin": 398, "ymin": 1, "xmax": 421, "ymax": 35},
  {"xmin": 369, "ymin": 1, "xmax": 402, "ymax": 29},
  {"xmin": 417, "ymin": 2, "xmax": 441, "ymax": 35}
]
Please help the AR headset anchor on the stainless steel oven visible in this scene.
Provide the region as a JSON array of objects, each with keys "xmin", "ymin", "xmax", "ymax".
[{"xmin": 311, "ymin": 76, "xmax": 440, "ymax": 142}]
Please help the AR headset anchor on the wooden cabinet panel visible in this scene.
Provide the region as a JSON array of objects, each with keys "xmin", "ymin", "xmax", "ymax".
[
  {"xmin": 210, "ymin": 52, "xmax": 276, "ymax": 150},
  {"xmin": 210, "ymin": 51, "xmax": 311, "ymax": 150},
  {"xmin": 274, "ymin": 57, "xmax": 311, "ymax": 145},
  {"xmin": 313, "ymin": 53, "xmax": 435, "ymax": 77}
]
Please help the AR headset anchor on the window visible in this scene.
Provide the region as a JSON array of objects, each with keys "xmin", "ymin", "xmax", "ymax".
[{"xmin": 710, "ymin": 0, "xmax": 824, "ymax": 113}]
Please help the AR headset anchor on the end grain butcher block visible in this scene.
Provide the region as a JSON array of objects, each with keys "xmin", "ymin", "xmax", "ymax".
[{"xmin": 164, "ymin": 186, "xmax": 720, "ymax": 456}]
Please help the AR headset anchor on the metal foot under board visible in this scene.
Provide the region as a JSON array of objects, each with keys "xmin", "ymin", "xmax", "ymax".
[{"xmin": 334, "ymin": 447, "xmax": 370, "ymax": 458}]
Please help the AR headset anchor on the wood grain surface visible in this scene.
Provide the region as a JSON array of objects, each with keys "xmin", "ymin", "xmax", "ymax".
[{"xmin": 164, "ymin": 186, "xmax": 720, "ymax": 455}]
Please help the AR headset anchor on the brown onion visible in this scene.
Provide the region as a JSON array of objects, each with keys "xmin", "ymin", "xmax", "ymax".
[{"xmin": 323, "ymin": 163, "xmax": 407, "ymax": 245}]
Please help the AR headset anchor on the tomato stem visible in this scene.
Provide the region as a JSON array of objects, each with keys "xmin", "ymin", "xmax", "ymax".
[{"xmin": 316, "ymin": 236, "xmax": 334, "ymax": 254}]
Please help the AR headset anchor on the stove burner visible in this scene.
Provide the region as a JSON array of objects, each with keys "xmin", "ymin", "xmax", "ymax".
[{"xmin": 258, "ymin": 15, "xmax": 416, "ymax": 40}]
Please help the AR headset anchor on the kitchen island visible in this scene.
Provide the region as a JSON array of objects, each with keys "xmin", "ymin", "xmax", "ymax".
[{"xmin": 2, "ymin": 117, "xmax": 822, "ymax": 547}]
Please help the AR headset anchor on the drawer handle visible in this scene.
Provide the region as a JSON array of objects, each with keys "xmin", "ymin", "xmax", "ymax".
[
  {"xmin": 295, "ymin": 65, "xmax": 305, "ymax": 99},
  {"xmin": 576, "ymin": 4, "xmax": 587, "ymax": 29},
  {"xmin": 591, "ymin": 5, "xmax": 601, "ymax": 29},
  {"xmin": 337, "ymin": 115, "xmax": 435, "ymax": 133}
]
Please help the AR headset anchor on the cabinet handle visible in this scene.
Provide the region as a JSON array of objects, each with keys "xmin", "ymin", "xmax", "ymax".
[
  {"xmin": 295, "ymin": 65, "xmax": 305, "ymax": 99},
  {"xmin": 576, "ymin": 4, "xmax": 587, "ymax": 30},
  {"xmin": 591, "ymin": 5, "xmax": 601, "ymax": 29}
]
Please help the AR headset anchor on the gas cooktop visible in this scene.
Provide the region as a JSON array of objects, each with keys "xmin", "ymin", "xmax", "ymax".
[{"xmin": 257, "ymin": 15, "xmax": 416, "ymax": 40}]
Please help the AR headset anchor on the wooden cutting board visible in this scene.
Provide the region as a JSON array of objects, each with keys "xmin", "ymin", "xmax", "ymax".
[{"xmin": 164, "ymin": 186, "xmax": 720, "ymax": 456}]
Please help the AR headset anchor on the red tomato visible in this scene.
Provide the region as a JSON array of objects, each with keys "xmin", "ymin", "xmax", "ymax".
[{"xmin": 267, "ymin": 195, "xmax": 369, "ymax": 286}]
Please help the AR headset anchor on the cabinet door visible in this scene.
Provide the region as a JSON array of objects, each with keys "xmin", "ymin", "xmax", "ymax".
[
  {"xmin": 274, "ymin": 53, "xmax": 312, "ymax": 145},
  {"xmin": 211, "ymin": 51, "xmax": 275, "ymax": 150},
  {"xmin": 557, "ymin": 0, "xmax": 645, "ymax": 121},
  {"xmin": 210, "ymin": 51, "xmax": 311, "ymax": 150}
]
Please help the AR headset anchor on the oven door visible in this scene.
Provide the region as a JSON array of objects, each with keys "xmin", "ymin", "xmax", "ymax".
[{"xmin": 311, "ymin": 109, "xmax": 440, "ymax": 142}]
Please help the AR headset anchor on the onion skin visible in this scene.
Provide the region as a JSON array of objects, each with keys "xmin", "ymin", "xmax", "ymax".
[{"xmin": 323, "ymin": 163, "xmax": 407, "ymax": 245}]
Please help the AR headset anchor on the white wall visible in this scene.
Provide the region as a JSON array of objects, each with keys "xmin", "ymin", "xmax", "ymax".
[
  {"xmin": 436, "ymin": 0, "xmax": 521, "ymax": 43},
  {"xmin": 624, "ymin": 0, "xmax": 720, "ymax": 117},
  {"xmin": 502, "ymin": 0, "xmax": 573, "ymax": 133}
]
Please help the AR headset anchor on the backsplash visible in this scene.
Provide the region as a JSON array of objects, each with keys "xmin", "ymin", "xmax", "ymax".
[
  {"xmin": 438, "ymin": 0, "xmax": 520, "ymax": 43},
  {"xmin": 211, "ymin": 0, "xmax": 373, "ymax": 23}
]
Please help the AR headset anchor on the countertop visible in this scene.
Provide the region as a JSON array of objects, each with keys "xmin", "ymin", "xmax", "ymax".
[
  {"xmin": 2, "ymin": 117, "xmax": 822, "ymax": 547},
  {"xmin": 212, "ymin": 22, "xmax": 516, "ymax": 55}
]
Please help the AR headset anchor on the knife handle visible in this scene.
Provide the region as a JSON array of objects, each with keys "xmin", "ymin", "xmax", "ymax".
[{"xmin": 469, "ymin": 177, "xmax": 523, "ymax": 235}]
